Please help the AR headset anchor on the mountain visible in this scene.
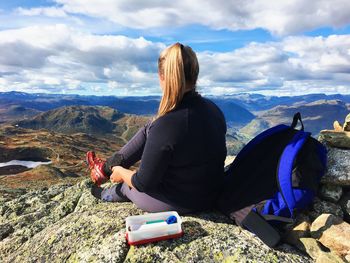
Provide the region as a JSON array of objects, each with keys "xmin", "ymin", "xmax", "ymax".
[
  {"xmin": 0, "ymin": 91, "xmax": 256, "ymax": 126},
  {"xmin": 241, "ymin": 99, "xmax": 349, "ymax": 138},
  {"xmin": 0, "ymin": 105, "xmax": 41, "ymax": 123},
  {"xmin": 216, "ymin": 93, "xmax": 350, "ymax": 112},
  {"xmin": 15, "ymin": 106, "xmax": 123, "ymax": 136},
  {"xmin": 0, "ymin": 91, "xmax": 159, "ymax": 115},
  {"xmin": 211, "ymin": 98, "xmax": 255, "ymax": 126}
]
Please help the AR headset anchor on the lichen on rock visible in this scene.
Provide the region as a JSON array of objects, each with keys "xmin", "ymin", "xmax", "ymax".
[{"xmin": 0, "ymin": 179, "xmax": 312, "ymax": 263}]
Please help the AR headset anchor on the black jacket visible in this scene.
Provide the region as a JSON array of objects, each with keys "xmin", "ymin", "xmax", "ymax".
[{"xmin": 131, "ymin": 90, "xmax": 227, "ymax": 210}]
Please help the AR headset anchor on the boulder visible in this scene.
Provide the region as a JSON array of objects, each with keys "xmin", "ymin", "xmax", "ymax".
[
  {"xmin": 315, "ymin": 252, "xmax": 345, "ymax": 263},
  {"xmin": 311, "ymin": 214, "xmax": 350, "ymax": 259},
  {"xmin": 319, "ymin": 184, "xmax": 343, "ymax": 202},
  {"xmin": 284, "ymin": 220, "xmax": 311, "ymax": 248},
  {"xmin": 344, "ymin": 113, "xmax": 350, "ymax": 131},
  {"xmin": 321, "ymin": 146, "xmax": 350, "ymax": 186},
  {"xmin": 311, "ymin": 198, "xmax": 344, "ymax": 219},
  {"xmin": 318, "ymin": 130, "xmax": 350, "ymax": 149},
  {"xmin": 298, "ymin": 238, "xmax": 344, "ymax": 263},
  {"xmin": 333, "ymin": 121, "xmax": 343, "ymax": 132},
  {"xmin": 339, "ymin": 191, "xmax": 350, "ymax": 221}
]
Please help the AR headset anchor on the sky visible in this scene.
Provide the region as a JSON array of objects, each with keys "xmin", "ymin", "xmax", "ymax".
[{"xmin": 0, "ymin": 1, "xmax": 350, "ymax": 96}]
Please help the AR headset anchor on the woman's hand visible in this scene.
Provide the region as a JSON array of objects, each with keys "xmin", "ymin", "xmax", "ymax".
[
  {"xmin": 110, "ymin": 166, "xmax": 124, "ymax": 183},
  {"xmin": 110, "ymin": 166, "xmax": 136, "ymax": 188}
]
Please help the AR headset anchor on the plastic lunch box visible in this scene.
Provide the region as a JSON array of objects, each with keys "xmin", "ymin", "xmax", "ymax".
[{"xmin": 125, "ymin": 211, "xmax": 183, "ymax": 245}]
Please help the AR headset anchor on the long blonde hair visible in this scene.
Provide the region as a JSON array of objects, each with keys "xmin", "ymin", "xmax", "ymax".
[{"xmin": 157, "ymin": 43, "xmax": 199, "ymax": 118}]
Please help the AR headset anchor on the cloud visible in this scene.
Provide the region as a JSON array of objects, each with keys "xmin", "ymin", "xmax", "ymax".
[
  {"xmin": 0, "ymin": 24, "xmax": 164, "ymax": 94},
  {"xmin": 16, "ymin": 7, "xmax": 68, "ymax": 17},
  {"xmin": 0, "ymin": 24, "xmax": 350, "ymax": 96},
  {"xmin": 51, "ymin": 0, "xmax": 350, "ymax": 35},
  {"xmin": 197, "ymin": 34, "xmax": 350, "ymax": 95}
]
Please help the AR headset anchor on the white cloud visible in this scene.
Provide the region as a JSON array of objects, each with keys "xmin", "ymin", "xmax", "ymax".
[
  {"xmin": 16, "ymin": 7, "xmax": 68, "ymax": 17},
  {"xmin": 52, "ymin": 0, "xmax": 350, "ymax": 35},
  {"xmin": 0, "ymin": 25, "xmax": 164, "ymax": 94},
  {"xmin": 0, "ymin": 24, "xmax": 350, "ymax": 96},
  {"xmin": 197, "ymin": 35, "xmax": 350, "ymax": 95}
]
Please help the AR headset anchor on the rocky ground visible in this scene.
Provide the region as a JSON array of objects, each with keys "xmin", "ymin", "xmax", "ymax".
[{"xmin": 0, "ymin": 179, "xmax": 311, "ymax": 263}]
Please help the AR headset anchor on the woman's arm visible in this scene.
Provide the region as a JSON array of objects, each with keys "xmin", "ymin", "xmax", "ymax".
[
  {"xmin": 110, "ymin": 166, "xmax": 136, "ymax": 188},
  {"xmin": 106, "ymin": 121, "xmax": 152, "ymax": 169}
]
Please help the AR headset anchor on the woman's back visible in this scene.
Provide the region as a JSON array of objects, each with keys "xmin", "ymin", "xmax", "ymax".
[{"xmin": 131, "ymin": 90, "xmax": 227, "ymax": 210}]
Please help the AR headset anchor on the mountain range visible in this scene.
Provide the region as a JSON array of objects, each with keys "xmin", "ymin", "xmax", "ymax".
[
  {"xmin": 240, "ymin": 99, "xmax": 350, "ymax": 138},
  {"xmin": 1, "ymin": 91, "xmax": 349, "ymax": 155}
]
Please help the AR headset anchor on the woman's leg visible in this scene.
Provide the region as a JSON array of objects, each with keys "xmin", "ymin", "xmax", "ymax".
[
  {"xmin": 106, "ymin": 121, "xmax": 152, "ymax": 169},
  {"xmin": 98, "ymin": 183, "xmax": 191, "ymax": 214}
]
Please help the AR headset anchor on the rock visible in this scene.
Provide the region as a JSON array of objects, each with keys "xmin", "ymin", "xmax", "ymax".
[
  {"xmin": 310, "ymin": 213, "xmax": 343, "ymax": 238},
  {"xmin": 311, "ymin": 198, "xmax": 344, "ymax": 219},
  {"xmin": 316, "ymin": 252, "xmax": 345, "ymax": 263},
  {"xmin": 344, "ymin": 113, "xmax": 350, "ymax": 131},
  {"xmin": 318, "ymin": 130, "xmax": 350, "ymax": 149},
  {"xmin": 298, "ymin": 237, "xmax": 323, "ymax": 260},
  {"xmin": 298, "ymin": 238, "xmax": 344, "ymax": 262},
  {"xmin": 319, "ymin": 184, "xmax": 343, "ymax": 202},
  {"xmin": 339, "ymin": 191, "xmax": 350, "ymax": 221},
  {"xmin": 0, "ymin": 223, "xmax": 14, "ymax": 240},
  {"xmin": 0, "ymin": 179, "xmax": 313, "ymax": 263},
  {"xmin": 311, "ymin": 214, "xmax": 350, "ymax": 259},
  {"xmin": 333, "ymin": 121, "xmax": 343, "ymax": 132},
  {"xmin": 284, "ymin": 220, "xmax": 311, "ymax": 248},
  {"xmin": 321, "ymin": 146, "xmax": 350, "ymax": 186}
]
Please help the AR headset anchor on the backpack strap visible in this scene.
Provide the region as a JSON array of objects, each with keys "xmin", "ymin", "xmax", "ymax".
[
  {"xmin": 241, "ymin": 210, "xmax": 281, "ymax": 247},
  {"xmin": 276, "ymin": 130, "xmax": 311, "ymax": 217},
  {"xmin": 291, "ymin": 112, "xmax": 304, "ymax": 130}
]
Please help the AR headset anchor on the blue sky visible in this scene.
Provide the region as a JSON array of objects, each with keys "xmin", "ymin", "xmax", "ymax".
[{"xmin": 0, "ymin": 0, "xmax": 350, "ymax": 96}]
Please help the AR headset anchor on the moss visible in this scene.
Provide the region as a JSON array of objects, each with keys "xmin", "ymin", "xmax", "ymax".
[
  {"xmin": 263, "ymin": 253, "xmax": 279, "ymax": 263},
  {"xmin": 47, "ymin": 234, "xmax": 56, "ymax": 245},
  {"xmin": 66, "ymin": 253, "xmax": 79, "ymax": 263}
]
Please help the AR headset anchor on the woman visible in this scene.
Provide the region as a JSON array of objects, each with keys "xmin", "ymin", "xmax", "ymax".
[{"xmin": 87, "ymin": 43, "xmax": 227, "ymax": 214}]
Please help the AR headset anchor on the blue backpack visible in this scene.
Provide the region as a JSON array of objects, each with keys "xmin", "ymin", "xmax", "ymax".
[{"xmin": 216, "ymin": 113, "xmax": 327, "ymax": 247}]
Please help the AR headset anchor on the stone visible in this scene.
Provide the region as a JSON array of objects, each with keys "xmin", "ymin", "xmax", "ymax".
[
  {"xmin": 311, "ymin": 213, "xmax": 343, "ymax": 239},
  {"xmin": 311, "ymin": 198, "xmax": 344, "ymax": 219},
  {"xmin": 318, "ymin": 130, "xmax": 350, "ymax": 149},
  {"xmin": 0, "ymin": 223, "xmax": 14, "ymax": 240},
  {"xmin": 321, "ymin": 146, "xmax": 350, "ymax": 186},
  {"xmin": 298, "ymin": 237, "xmax": 323, "ymax": 260},
  {"xmin": 344, "ymin": 113, "xmax": 350, "ymax": 131},
  {"xmin": 319, "ymin": 184, "xmax": 343, "ymax": 202},
  {"xmin": 311, "ymin": 214, "xmax": 350, "ymax": 259},
  {"xmin": 282, "ymin": 236, "xmax": 345, "ymax": 263},
  {"xmin": 284, "ymin": 221, "xmax": 311, "ymax": 248},
  {"xmin": 316, "ymin": 252, "xmax": 345, "ymax": 263},
  {"xmin": 0, "ymin": 179, "xmax": 313, "ymax": 263},
  {"xmin": 333, "ymin": 121, "xmax": 343, "ymax": 132},
  {"xmin": 339, "ymin": 191, "xmax": 350, "ymax": 221}
]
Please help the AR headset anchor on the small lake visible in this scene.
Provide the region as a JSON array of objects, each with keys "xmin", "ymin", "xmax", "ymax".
[{"xmin": 0, "ymin": 160, "xmax": 52, "ymax": 169}]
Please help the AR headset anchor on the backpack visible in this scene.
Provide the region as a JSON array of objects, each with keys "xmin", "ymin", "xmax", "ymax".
[{"xmin": 216, "ymin": 112, "xmax": 327, "ymax": 247}]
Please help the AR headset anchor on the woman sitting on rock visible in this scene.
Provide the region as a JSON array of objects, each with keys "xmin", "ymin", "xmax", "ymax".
[{"xmin": 87, "ymin": 43, "xmax": 227, "ymax": 214}]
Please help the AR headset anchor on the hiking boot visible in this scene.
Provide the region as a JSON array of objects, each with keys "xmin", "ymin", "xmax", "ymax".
[{"xmin": 86, "ymin": 151, "xmax": 109, "ymax": 186}]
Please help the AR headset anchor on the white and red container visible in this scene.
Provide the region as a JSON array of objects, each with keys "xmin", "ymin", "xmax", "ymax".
[{"xmin": 125, "ymin": 211, "xmax": 183, "ymax": 245}]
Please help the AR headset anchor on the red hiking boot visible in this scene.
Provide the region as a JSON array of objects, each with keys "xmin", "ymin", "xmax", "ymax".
[{"xmin": 86, "ymin": 151, "xmax": 109, "ymax": 186}]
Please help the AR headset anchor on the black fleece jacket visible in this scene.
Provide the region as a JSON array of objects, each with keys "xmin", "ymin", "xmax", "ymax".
[{"xmin": 131, "ymin": 90, "xmax": 227, "ymax": 210}]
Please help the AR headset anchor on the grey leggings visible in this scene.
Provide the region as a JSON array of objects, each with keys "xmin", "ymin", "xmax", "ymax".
[
  {"xmin": 112, "ymin": 183, "xmax": 191, "ymax": 214},
  {"xmin": 106, "ymin": 122, "xmax": 192, "ymax": 214}
]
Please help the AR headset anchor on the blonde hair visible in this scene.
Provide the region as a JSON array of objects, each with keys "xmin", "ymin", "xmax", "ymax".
[{"xmin": 157, "ymin": 42, "xmax": 199, "ymax": 118}]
